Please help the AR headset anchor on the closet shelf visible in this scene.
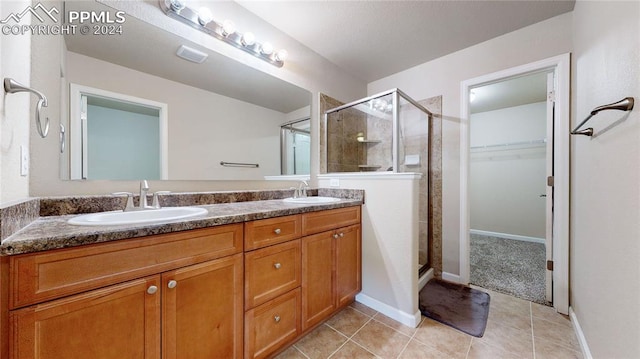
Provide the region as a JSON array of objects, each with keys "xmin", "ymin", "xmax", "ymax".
[{"xmin": 470, "ymin": 139, "xmax": 546, "ymax": 152}]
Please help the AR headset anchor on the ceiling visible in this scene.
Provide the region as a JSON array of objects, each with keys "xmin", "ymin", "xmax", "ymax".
[
  {"xmin": 237, "ymin": 0, "xmax": 575, "ymax": 82},
  {"xmin": 470, "ymin": 72, "xmax": 549, "ymax": 114},
  {"xmin": 66, "ymin": 0, "xmax": 574, "ymax": 110}
]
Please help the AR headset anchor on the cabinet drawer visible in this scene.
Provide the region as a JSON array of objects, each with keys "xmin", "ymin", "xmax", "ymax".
[
  {"xmin": 302, "ymin": 206, "xmax": 361, "ymax": 236},
  {"xmin": 245, "ymin": 289, "xmax": 301, "ymax": 359},
  {"xmin": 245, "ymin": 215, "xmax": 301, "ymax": 250},
  {"xmin": 10, "ymin": 224, "xmax": 243, "ymax": 309},
  {"xmin": 245, "ymin": 240, "xmax": 301, "ymax": 310}
]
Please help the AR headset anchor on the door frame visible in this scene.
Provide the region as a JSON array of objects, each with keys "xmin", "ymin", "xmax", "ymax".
[{"xmin": 459, "ymin": 53, "xmax": 570, "ymax": 314}]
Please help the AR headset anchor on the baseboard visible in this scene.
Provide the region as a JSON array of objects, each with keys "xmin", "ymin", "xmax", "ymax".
[
  {"xmin": 355, "ymin": 293, "xmax": 421, "ymax": 328},
  {"xmin": 569, "ymin": 307, "xmax": 593, "ymax": 359},
  {"xmin": 470, "ymin": 229, "xmax": 545, "ymax": 244},
  {"xmin": 418, "ymin": 268, "xmax": 434, "ymax": 290},
  {"xmin": 441, "ymin": 272, "xmax": 461, "ymax": 283}
]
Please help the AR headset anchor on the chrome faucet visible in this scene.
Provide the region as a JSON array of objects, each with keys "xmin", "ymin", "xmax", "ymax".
[
  {"xmin": 298, "ymin": 180, "xmax": 309, "ymax": 198},
  {"xmin": 139, "ymin": 180, "xmax": 150, "ymax": 209},
  {"xmin": 112, "ymin": 180, "xmax": 170, "ymax": 211}
]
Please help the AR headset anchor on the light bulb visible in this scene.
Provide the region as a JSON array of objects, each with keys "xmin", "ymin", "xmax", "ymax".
[
  {"xmin": 241, "ymin": 32, "xmax": 255, "ymax": 46},
  {"xmin": 275, "ymin": 49, "xmax": 288, "ymax": 62},
  {"xmin": 261, "ymin": 42, "xmax": 274, "ymax": 55},
  {"xmin": 222, "ymin": 20, "xmax": 236, "ymax": 36},
  {"xmin": 378, "ymin": 100, "xmax": 388, "ymax": 110},
  {"xmin": 169, "ymin": 0, "xmax": 187, "ymax": 12},
  {"xmin": 197, "ymin": 7, "xmax": 213, "ymax": 25},
  {"xmin": 470, "ymin": 91, "xmax": 476, "ymax": 103}
]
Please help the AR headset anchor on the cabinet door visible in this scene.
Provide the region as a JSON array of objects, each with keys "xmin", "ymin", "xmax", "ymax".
[
  {"xmin": 10, "ymin": 276, "xmax": 160, "ymax": 359},
  {"xmin": 162, "ymin": 253, "xmax": 243, "ymax": 359},
  {"xmin": 335, "ymin": 225, "xmax": 362, "ymax": 308},
  {"xmin": 301, "ymin": 232, "xmax": 335, "ymax": 330}
]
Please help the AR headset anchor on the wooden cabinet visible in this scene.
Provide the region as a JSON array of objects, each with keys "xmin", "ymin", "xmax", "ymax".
[
  {"xmin": 301, "ymin": 224, "xmax": 361, "ymax": 331},
  {"xmin": 301, "ymin": 206, "xmax": 361, "ymax": 236},
  {"xmin": 162, "ymin": 254, "xmax": 243, "ymax": 359},
  {"xmin": 244, "ymin": 216, "xmax": 304, "ymax": 359},
  {"xmin": 8, "ymin": 225, "xmax": 244, "ymax": 359},
  {"xmin": 245, "ymin": 240, "xmax": 301, "ymax": 310},
  {"xmin": 244, "ymin": 215, "xmax": 301, "ymax": 251},
  {"xmin": 5, "ymin": 205, "xmax": 361, "ymax": 359},
  {"xmin": 335, "ymin": 225, "xmax": 362, "ymax": 308},
  {"xmin": 301, "ymin": 231, "xmax": 335, "ymax": 330},
  {"xmin": 10, "ymin": 276, "xmax": 161, "ymax": 359},
  {"xmin": 244, "ymin": 289, "xmax": 301, "ymax": 359}
]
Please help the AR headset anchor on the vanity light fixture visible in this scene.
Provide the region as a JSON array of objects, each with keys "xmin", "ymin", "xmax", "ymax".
[{"xmin": 160, "ymin": 0, "xmax": 287, "ymax": 68}]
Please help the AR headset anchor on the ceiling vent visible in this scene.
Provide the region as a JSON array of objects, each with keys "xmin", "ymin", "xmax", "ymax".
[{"xmin": 176, "ymin": 45, "xmax": 208, "ymax": 64}]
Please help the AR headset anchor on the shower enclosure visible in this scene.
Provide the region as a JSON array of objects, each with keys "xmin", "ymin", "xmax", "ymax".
[
  {"xmin": 324, "ymin": 89, "xmax": 432, "ymax": 274},
  {"xmin": 281, "ymin": 118, "xmax": 311, "ymax": 175}
]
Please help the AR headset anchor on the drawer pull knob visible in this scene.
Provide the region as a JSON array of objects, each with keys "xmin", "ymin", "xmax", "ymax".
[
  {"xmin": 274, "ymin": 315, "xmax": 281, "ymax": 323},
  {"xmin": 167, "ymin": 280, "xmax": 177, "ymax": 289},
  {"xmin": 339, "ymin": 232, "xmax": 345, "ymax": 238},
  {"xmin": 333, "ymin": 233, "xmax": 339, "ymax": 239},
  {"xmin": 274, "ymin": 262, "xmax": 282, "ymax": 269},
  {"xmin": 274, "ymin": 228, "xmax": 281, "ymax": 234},
  {"xmin": 147, "ymin": 286, "xmax": 158, "ymax": 295}
]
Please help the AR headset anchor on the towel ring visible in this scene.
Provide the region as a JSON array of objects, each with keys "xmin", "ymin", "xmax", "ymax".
[{"xmin": 3, "ymin": 78, "xmax": 50, "ymax": 138}]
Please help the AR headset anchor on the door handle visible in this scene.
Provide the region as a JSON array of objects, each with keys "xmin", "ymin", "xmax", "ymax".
[{"xmin": 539, "ymin": 194, "xmax": 547, "ymax": 197}]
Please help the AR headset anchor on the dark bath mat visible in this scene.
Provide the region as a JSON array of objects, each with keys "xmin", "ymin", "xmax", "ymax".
[{"xmin": 419, "ymin": 278, "xmax": 490, "ymax": 337}]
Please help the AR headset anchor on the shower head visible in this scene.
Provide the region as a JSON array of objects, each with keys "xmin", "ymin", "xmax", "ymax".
[{"xmin": 591, "ymin": 97, "xmax": 634, "ymax": 115}]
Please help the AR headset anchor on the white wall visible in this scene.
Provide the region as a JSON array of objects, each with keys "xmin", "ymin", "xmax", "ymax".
[
  {"xmin": 368, "ymin": 12, "xmax": 572, "ymax": 275},
  {"xmin": 470, "ymin": 102, "xmax": 546, "ymax": 238},
  {"xmin": 570, "ymin": 1, "xmax": 640, "ymax": 358},
  {"xmin": 319, "ymin": 173, "xmax": 421, "ymax": 327},
  {"xmin": 0, "ymin": 0, "xmax": 32, "ymax": 205}
]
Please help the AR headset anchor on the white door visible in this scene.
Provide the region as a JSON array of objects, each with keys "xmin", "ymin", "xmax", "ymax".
[{"xmin": 545, "ymin": 72, "xmax": 555, "ymax": 303}]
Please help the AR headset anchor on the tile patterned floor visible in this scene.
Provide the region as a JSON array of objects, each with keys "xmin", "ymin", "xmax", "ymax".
[{"xmin": 276, "ymin": 286, "xmax": 583, "ymax": 359}]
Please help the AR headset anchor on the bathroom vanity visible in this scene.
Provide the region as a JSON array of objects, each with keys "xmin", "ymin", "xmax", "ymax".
[{"xmin": 0, "ymin": 192, "xmax": 362, "ymax": 359}]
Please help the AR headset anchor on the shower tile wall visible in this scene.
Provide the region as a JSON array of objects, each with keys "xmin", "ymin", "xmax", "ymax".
[
  {"xmin": 363, "ymin": 114, "xmax": 393, "ymax": 171},
  {"xmin": 327, "ymin": 108, "xmax": 367, "ymax": 172}
]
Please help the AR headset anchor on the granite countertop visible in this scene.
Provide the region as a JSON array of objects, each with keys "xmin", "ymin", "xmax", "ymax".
[{"xmin": 1, "ymin": 198, "xmax": 362, "ymax": 256}]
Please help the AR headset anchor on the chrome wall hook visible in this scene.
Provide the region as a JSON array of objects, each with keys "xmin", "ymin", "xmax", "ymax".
[{"xmin": 3, "ymin": 78, "xmax": 50, "ymax": 138}]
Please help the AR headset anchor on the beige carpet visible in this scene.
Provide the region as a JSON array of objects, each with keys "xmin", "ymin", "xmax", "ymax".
[{"xmin": 470, "ymin": 233, "xmax": 548, "ymax": 305}]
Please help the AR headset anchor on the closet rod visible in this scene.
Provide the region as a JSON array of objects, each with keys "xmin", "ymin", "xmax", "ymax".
[{"xmin": 470, "ymin": 139, "xmax": 546, "ymax": 150}]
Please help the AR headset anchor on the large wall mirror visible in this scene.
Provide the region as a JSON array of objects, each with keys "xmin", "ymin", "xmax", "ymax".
[{"xmin": 60, "ymin": 1, "xmax": 311, "ymax": 181}]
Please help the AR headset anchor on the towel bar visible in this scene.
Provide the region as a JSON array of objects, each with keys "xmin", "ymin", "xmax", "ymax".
[{"xmin": 571, "ymin": 97, "xmax": 634, "ymax": 136}]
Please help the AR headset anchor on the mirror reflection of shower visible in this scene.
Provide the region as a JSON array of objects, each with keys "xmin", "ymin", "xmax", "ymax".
[{"xmin": 281, "ymin": 118, "xmax": 311, "ymax": 175}]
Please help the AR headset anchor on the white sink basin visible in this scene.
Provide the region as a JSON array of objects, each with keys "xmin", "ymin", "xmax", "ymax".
[
  {"xmin": 282, "ymin": 196, "xmax": 341, "ymax": 204},
  {"xmin": 68, "ymin": 207, "xmax": 208, "ymax": 226}
]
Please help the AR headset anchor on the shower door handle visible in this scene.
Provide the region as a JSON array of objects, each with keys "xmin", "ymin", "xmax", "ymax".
[{"xmin": 539, "ymin": 194, "xmax": 547, "ymax": 197}]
